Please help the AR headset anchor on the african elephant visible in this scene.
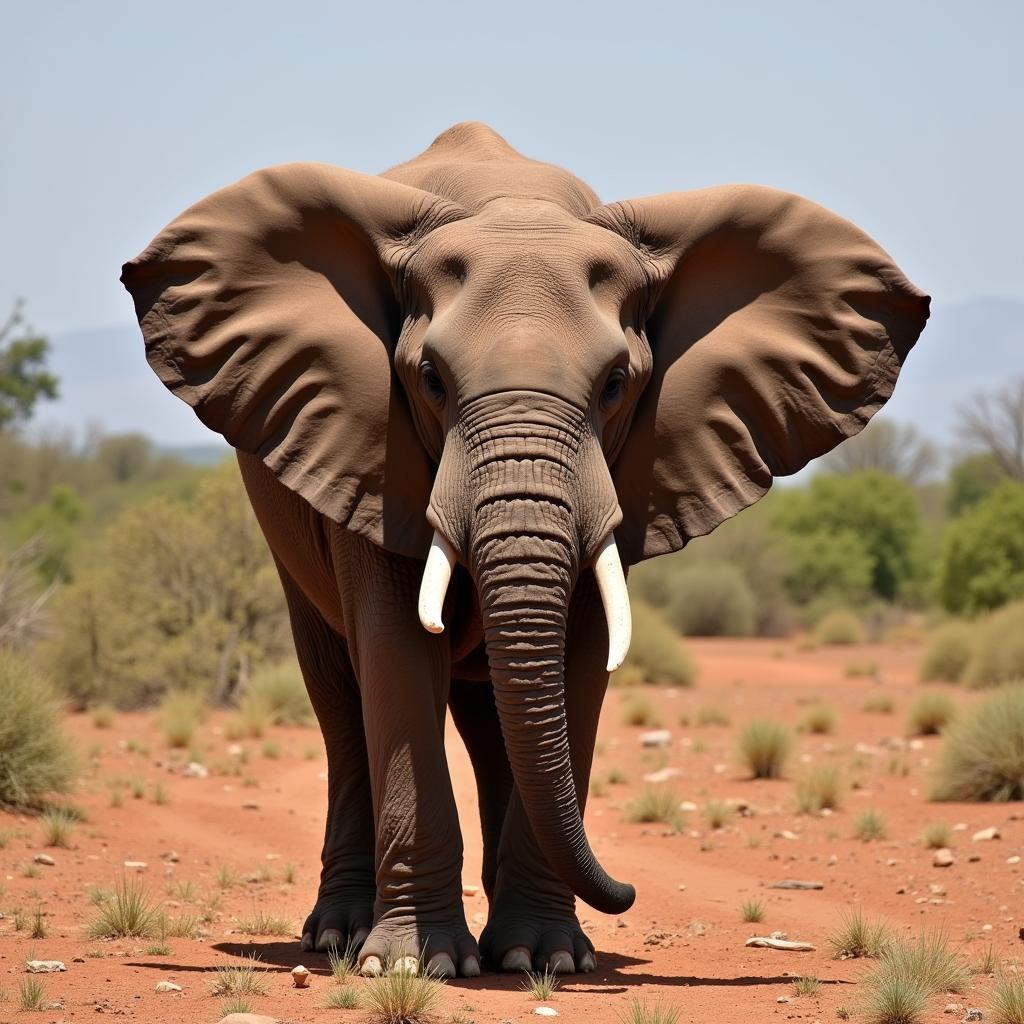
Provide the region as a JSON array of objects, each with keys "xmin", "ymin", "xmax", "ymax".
[{"xmin": 121, "ymin": 122, "xmax": 929, "ymax": 979}]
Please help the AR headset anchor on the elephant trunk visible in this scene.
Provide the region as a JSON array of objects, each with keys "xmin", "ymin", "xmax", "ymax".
[{"xmin": 426, "ymin": 392, "xmax": 635, "ymax": 915}]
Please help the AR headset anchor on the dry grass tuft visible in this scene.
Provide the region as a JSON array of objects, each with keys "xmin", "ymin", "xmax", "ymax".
[
  {"xmin": 87, "ymin": 875, "xmax": 159, "ymax": 939},
  {"xmin": 907, "ymin": 692, "xmax": 956, "ymax": 736},
  {"xmin": 737, "ymin": 720, "xmax": 792, "ymax": 779}
]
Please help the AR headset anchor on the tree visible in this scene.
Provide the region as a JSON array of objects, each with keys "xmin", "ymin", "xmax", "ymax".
[
  {"xmin": 957, "ymin": 376, "xmax": 1024, "ymax": 482},
  {"xmin": 947, "ymin": 452, "xmax": 1006, "ymax": 517},
  {"xmin": 772, "ymin": 470, "xmax": 925, "ymax": 602},
  {"xmin": 0, "ymin": 300, "xmax": 58, "ymax": 431},
  {"xmin": 820, "ymin": 419, "xmax": 939, "ymax": 484},
  {"xmin": 937, "ymin": 481, "xmax": 1024, "ymax": 615}
]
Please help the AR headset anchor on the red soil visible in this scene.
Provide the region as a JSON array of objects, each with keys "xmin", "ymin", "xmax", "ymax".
[{"xmin": 1, "ymin": 637, "xmax": 1021, "ymax": 1022}]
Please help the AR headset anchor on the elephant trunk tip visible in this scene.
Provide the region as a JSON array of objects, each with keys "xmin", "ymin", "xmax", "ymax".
[{"xmin": 592, "ymin": 879, "xmax": 636, "ymax": 916}]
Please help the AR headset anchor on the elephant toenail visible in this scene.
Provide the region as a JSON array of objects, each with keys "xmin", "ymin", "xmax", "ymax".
[
  {"xmin": 549, "ymin": 950, "xmax": 575, "ymax": 974},
  {"xmin": 501, "ymin": 947, "xmax": 532, "ymax": 972},
  {"xmin": 318, "ymin": 928, "xmax": 343, "ymax": 951},
  {"xmin": 361, "ymin": 955, "xmax": 383, "ymax": 976},
  {"xmin": 461, "ymin": 954, "xmax": 481, "ymax": 977},
  {"xmin": 427, "ymin": 953, "xmax": 456, "ymax": 978},
  {"xmin": 300, "ymin": 932, "xmax": 314, "ymax": 952},
  {"xmin": 392, "ymin": 955, "xmax": 420, "ymax": 975},
  {"xmin": 579, "ymin": 951, "xmax": 596, "ymax": 972}
]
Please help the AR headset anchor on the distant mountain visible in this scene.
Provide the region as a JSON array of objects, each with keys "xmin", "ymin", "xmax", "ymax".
[{"xmin": 32, "ymin": 297, "xmax": 1024, "ymax": 458}]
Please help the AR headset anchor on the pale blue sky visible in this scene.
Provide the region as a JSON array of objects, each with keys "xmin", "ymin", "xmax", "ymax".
[{"xmin": 2, "ymin": 0, "xmax": 1022, "ymax": 446}]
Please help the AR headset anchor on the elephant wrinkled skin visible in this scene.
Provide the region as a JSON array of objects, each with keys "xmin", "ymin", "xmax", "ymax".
[{"xmin": 121, "ymin": 122, "xmax": 929, "ymax": 977}]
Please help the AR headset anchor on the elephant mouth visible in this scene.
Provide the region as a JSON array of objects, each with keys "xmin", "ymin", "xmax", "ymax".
[{"xmin": 417, "ymin": 527, "xmax": 631, "ymax": 672}]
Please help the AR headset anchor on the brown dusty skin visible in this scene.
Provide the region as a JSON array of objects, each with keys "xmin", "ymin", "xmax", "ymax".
[{"xmin": 2, "ymin": 638, "xmax": 1021, "ymax": 1022}]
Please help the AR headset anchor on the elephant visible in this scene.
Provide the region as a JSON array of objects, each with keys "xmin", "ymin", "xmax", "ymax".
[{"xmin": 121, "ymin": 121, "xmax": 929, "ymax": 979}]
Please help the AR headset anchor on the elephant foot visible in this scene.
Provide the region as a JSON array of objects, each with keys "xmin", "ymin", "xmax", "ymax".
[
  {"xmin": 480, "ymin": 904, "xmax": 595, "ymax": 974},
  {"xmin": 300, "ymin": 889, "xmax": 375, "ymax": 954},
  {"xmin": 357, "ymin": 914, "xmax": 481, "ymax": 979}
]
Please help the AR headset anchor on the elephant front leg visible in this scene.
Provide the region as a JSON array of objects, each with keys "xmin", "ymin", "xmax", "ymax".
[
  {"xmin": 276, "ymin": 568, "xmax": 376, "ymax": 953},
  {"xmin": 480, "ymin": 571, "xmax": 607, "ymax": 974},
  {"xmin": 342, "ymin": 539, "xmax": 479, "ymax": 979}
]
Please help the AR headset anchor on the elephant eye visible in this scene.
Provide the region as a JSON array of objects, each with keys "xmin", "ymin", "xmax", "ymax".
[
  {"xmin": 420, "ymin": 360, "xmax": 447, "ymax": 406},
  {"xmin": 600, "ymin": 367, "xmax": 628, "ymax": 410}
]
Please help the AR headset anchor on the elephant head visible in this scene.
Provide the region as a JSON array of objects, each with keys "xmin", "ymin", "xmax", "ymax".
[{"xmin": 121, "ymin": 122, "xmax": 929, "ymax": 915}]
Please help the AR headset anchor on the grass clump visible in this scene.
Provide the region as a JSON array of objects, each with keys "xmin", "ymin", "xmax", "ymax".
[
  {"xmin": 931, "ymin": 683, "xmax": 1024, "ymax": 801},
  {"xmin": 236, "ymin": 909, "xmax": 291, "ymax": 936},
  {"xmin": 209, "ymin": 953, "xmax": 270, "ymax": 997},
  {"xmin": 695, "ymin": 705, "xmax": 730, "ymax": 727},
  {"xmin": 704, "ymin": 799, "xmax": 734, "ymax": 830},
  {"xmin": 879, "ymin": 929, "xmax": 970, "ymax": 997},
  {"xmin": 920, "ymin": 621, "xmax": 975, "ymax": 683},
  {"xmin": 737, "ymin": 720, "xmax": 792, "ymax": 779},
  {"xmin": 907, "ymin": 692, "xmax": 956, "ymax": 736},
  {"xmin": 990, "ymin": 971, "xmax": 1024, "ymax": 1024},
  {"xmin": 864, "ymin": 694, "xmax": 895, "ymax": 714},
  {"xmin": 242, "ymin": 661, "xmax": 315, "ymax": 726},
  {"xmin": 621, "ymin": 694, "xmax": 662, "ymax": 728},
  {"xmin": 860, "ymin": 964, "xmax": 929, "ymax": 1024},
  {"xmin": 325, "ymin": 986, "xmax": 361, "ymax": 1009},
  {"xmin": 328, "ymin": 940, "xmax": 359, "ymax": 982},
  {"xmin": 363, "ymin": 958, "xmax": 445, "ymax": 1024},
  {"xmin": 91, "ymin": 704, "xmax": 116, "ymax": 728},
  {"xmin": 30, "ymin": 904, "xmax": 47, "ymax": 938},
  {"xmin": 626, "ymin": 787, "xmax": 683, "ymax": 829},
  {"xmin": 0, "ymin": 652, "xmax": 75, "ymax": 808},
  {"xmin": 920, "ymin": 822, "xmax": 953, "ymax": 849},
  {"xmin": 41, "ymin": 806, "xmax": 77, "ymax": 847},
  {"xmin": 616, "ymin": 997, "xmax": 681, "ymax": 1024},
  {"xmin": 620, "ymin": 601, "xmax": 697, "ymax": 687},
  {"xmin": 793, "ymin": 976, "xmax": 821, "ymax": 997},
  {"xmin": 854, "ymin": 808, "xmax": 887, "ymax": 841},
  {"xmin": 740, "ymin": 898, "xmax": 764, "ymax": 923},
  {"xmin": 220, "ymin": 996, "xmax": 255, "ymax": 1016},
  {"xmin": 964, "ymin": 602, "xmax": 1024, "ymax": 688},
  {"xmin": 827, "ymin": 908, "xmax": 893, "ymax": 959},
  {"xmin": 87, "ymin": 874, "xmax": 159, "ymax": 938},
  {"xmin": 19, "ymin": 977, "xmax": 47, "ymax": 1012},
  {"xmin": 814, "ymin": 609, "xmax": 865, "ymax": 646},
  {"xmin": 795, "ymin": 763, "xmax": 844, "ymax": 813},
  {"xmin": 522, "ymin": 966, "xmax": 559, "ymax": 999},
  {"xmin": 799, "ymin": 703, "xmax": 838, "ymax": 735},
  {"xmin": 157, "ymin": 690, "xmax": 205, "ymax": 749}
]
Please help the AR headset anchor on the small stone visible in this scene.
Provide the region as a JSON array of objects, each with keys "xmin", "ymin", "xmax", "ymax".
[
  {"xmin": 679, "ymin": 801, "xmax": 699, "ymax": 812},
  {"xmin": 155, "ymin": 981, "xmax": 181, "ymax": 993},
  {"xmin": 777, "ymin": 996, "xmax": 790, "ymax": 1003},
  {"xmin": 964, "ymin": 1009, "xmax": 983, "ymax": 1022},
  {"xmin": 72, "ymin": 956, "xmax": 85, "ymax": 963},
  {"xmin": 123, "ymin": 860, "xmax": 147, "ymax": 871},
  {"xmin": 217, "ymin": 1015, "xmax": 279, "ymax": 1024},
  {"xmin": 242, "ymin": 801, "xmax": 259, "ymax": 810},
  {"xmin": 929, "ymin": 883, "xmax": 947, "ymax": 896},
  {"xmin": 33, "ymin": 853, "xmax": 55, "ymax": 866},
  {"xmin": 774, "ymin": 830, "xmax": 799, "ymax": 841},
  {"xmin": 462, "ymin": 884, "xmax": 479, "ymax": 897},
  {"xmin": 643, "ymin": 767, "xmax": 681, "ymax": 783},
  {"xmin": 933, "ymin": 848, "xmax": 955, "ymax": 867},
  {"xmin": 639, "ymin": 730, "xmax": 671, "ymax": 748},
  {"xmin": 828, "ymin": 854, "xmax": 839, "ymax": 866},
  {"xmin": 969, "ymin": 854, "xmax": 982, "ymax": 863},
  {"xmin": 972, "ymin": 827, "xmax": 1000, "ymax": 842},
  {"xmin": 944, "ymin": 1004, "xmax": 962, "ymax": 1015},
  {"xmin": 161, "ymin": 851, "xmax": 180, "ymax": 863},
  {"xmin": 291, "ymin": 965, "xmax": 310, "ymax": 988},
  {"xmin": 25, "ymin": 960, "xmax": 65, "ymax": 973},
  {"xmin": 769, "ymin": 880, "xmax": 823, "ymax": 890},
  {"xmin": 688, "ymin": 921, "xmax": 707, "ymax": 937},
  {"xmin": 1008, "ymin": 855, "xmax": 1021, "ymax": 865},
  {"xmin": 534, "ymin": 1009, "xmax": 558, "ymax": 1017},
  {"xmin": 953, "ymin": 822, "xmax": 968, "ymax": 831},
  {"xmin": 184, "ymin": 761, "xmax": 209, "ymax": 778}
]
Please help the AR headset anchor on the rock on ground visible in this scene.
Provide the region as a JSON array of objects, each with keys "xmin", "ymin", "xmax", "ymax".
[
  {"xmin": 25, "ymin": 960, "xmax": 65, "ymax": 973},
  {"xmin": 218, "ymin": 1016, "xmax": 280, "ymax": 1024}
]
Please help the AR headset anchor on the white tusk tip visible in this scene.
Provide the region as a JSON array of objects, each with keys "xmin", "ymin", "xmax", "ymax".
[
  {"xmin": 606, "ymin": 653, "xmax": 626, "ymax": 673},
  {"xmin": 420, "ymin": 616, "xmax": 445, "ymax": 635}
]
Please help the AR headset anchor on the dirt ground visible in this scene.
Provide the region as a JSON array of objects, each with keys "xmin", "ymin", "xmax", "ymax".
[{"xmin": 2, "ymin": 637, "xmax": 1021, "ymax": 1023}]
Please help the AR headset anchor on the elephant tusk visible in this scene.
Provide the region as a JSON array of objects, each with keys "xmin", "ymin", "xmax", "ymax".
[
  {"xmin": 418, "ymin": 530, "xmax": 457, "ymax": 634},
  {"xmin": 593, "ymin": 532, "xmax": 631, "ymax": 672}
]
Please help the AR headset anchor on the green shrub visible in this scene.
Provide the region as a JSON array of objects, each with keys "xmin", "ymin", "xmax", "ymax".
[
  {"xmin": 828, "ymin": 908, "xmax": 893, "ymax": 959},
  {"xmin": 920, "ymin": 621, "xmax": 975, "ymax": 683},
  {"xmin": 621, "ymin": 601, "xmax": 696, "ymax": 687},
  {"xmin": 938, "ymin": 482, "xmax": 1024, "ymax": 615},
  {"xmin": 964, "ymin": 602, "xmax": 1024, "ymax": 688},
  {"xmin": 661, "ymin": 563, "xmax": 756, "ymax": 637},
  {"xmin": 799, "ymin": 704, "xmax": 837, "ymax": 735},
  {"xmin": 813, "ymin": 610, "xmax": 866, "ymax": 646},
  {"xmin": 0, "ymin": 652, "xmax": 74, "ymax": 808},
  {"xmin": 990, "ymin": 971, "xmax": 1024, "ymax": 1024},
  {"xmin": 854, "ymin": 808, "xmax": 887, "ymax": 841},
  {"xmin": 240, "ymin": 661, "xmax": 314, "ymax": 726},
  {"xmin": 737, "ymin": 720, "xmax": 792, "ymax": 779},
  {"xmin": 931, "ymin": 684, "xmax": 1024, "ymax": 801},
  {"xmin": 906, "ymin": 692, "xmax": 956, "ymax": 736}
]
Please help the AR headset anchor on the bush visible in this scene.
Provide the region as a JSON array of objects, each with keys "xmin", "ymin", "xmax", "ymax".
[
  {"xmin": 931, "ymin": 684, "xmax": 1024, "ymax": 801},
  {"xmin": 814, "ymin": 610, "xmax": 866, "ymax": 646},
  {"xmin": 0, "ymin": 651, "xmax": 74, "ymax": 808},
  {"xmin": 964, "ymin": 602, "xmax": 1024, "ymax": 688},
  {"xmin": 621, "ymin": 601, "xmax": 696, "ymax": 686},
  {"xmin": 920, "ymin": 621, "xmax": 975, "ymax": 683},
  {"xmin": 621, "ymin": 694, "xmax": 662, "ymax": 727},
  {"xmin": 799, "ymin": 704, "xmax": 837, "ymax": 735},
  {"xmin": 737, "ymin": 720, "xmax": 792, "ymax": 779},
  {"xmin": 240, "ymin": 661, "xmax": 315, "ymax": 726},
  {"xmin": 827, "ymin": 908, "xmax": 893, "ymax": 959},
  {"xmin": 938, "ymin": 482, "xmax": 1024, "ymax": 615},
  {"xmin": 907, "ymin": 692, "xmax": 956, "ymax": 736},
  {"xmin": 795, "ymin": 763, "xmax": 844, "ymax": 813},
  {"xmin": 158, "ymin": 690, "xmax": 206, "ymax": 748},
  {"xmin": 662, "ymin": 563, "xmax": 756, "ymax": 637}
]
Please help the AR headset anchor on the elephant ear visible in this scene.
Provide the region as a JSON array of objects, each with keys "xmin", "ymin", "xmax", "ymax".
[
  {"xmin": 121, "ymin": 164, "xmax": 461, "ymax": 559},
  {"xmin": 590, "ymin": 185, "xmax": 930, "ymax": 564}
]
